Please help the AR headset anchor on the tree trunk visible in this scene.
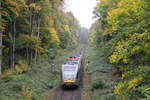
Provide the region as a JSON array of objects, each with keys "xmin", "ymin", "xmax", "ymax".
[
  {"xmin": 29, "ymin": 7, "xmax": 34, "ymax": 67},
  {"xmin": 26, "ymin": 48, "xmax": 29, "ymax": 63},
  {"xmin": 0, "ymin": 2, "xmax": 2, "ymax": 74},
  {"xmin": 12, "ymin": 18, "xmax": 16, "ymax": 67},
  {"xmin": 10, "ymin": 19, "xmax": 16, "ymax": 67},
  {"xmin": 10, "ymin": 22, "xmax": 13, "ymax": 67},
  {"xmin": 35, "ymin": 14, "xmax": 40, "ymax": 62}
]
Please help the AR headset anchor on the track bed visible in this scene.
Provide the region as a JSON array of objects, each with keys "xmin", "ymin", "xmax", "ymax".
[{"xmin": 53, "ymin": 87, "xmax": 81, "ymax": 100}]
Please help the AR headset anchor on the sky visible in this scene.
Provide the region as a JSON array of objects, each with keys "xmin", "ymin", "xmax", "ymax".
[{"xmin": 65, "ymin": 0, "xmax": 97, "ymax": 29}]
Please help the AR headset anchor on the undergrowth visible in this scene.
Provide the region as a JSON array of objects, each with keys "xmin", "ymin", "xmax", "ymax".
[
  {"xmin": 87, "ymin": 45, "xmax": 119, "ymax": 100},
  {"xmin": 0, "ymin": 45, "xmax": 82, "ymax": 100}
]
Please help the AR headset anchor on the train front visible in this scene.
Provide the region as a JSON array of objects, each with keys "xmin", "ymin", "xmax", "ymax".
[{"xmin": 61, "ymin": 64, "xmax": 78, "ymax": 88}]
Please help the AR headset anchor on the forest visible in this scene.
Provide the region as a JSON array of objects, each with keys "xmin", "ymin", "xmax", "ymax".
[
  {"xmin": 90, "ymin": 0, "xmax": 150, "ymax": 99},
  {"xmin": 0, "ymin": 0, "xmax": 90, "ymax": 99},
  {"xmin": 1, "ymin": 0, "xmax": 150, "ymax": 100},
  {"xmin": 0, "ymin": 0, "xmax": 84, "ymax": 73}
]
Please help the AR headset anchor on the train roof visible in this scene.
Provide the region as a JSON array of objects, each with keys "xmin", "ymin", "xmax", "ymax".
[
  {"xmin": 68, "ymin": 57, "xmax": 80, "ymax": 60},
  {"xmin": 70, "ymin": 54, "xmax": 81, "ymax": 58},
  {"xmin": 65, "ymin": 60, "xmax": 79, "ymax": 65}
]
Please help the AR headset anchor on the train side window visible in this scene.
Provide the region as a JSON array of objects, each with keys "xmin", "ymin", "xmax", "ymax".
[{"xmin": 77, "ymin": 72, "xmax": 78, "ymax": 78}]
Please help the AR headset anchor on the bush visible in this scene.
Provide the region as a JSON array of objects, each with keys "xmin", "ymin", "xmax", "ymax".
[
  {"xmin": 22, "ymin": 86, "xmax": 33, "ymax": 100},
  {"xmin": 15, "ymin": 61, "xmax": 28, "ymax": 74},
  {"xmin": 1, "ymin": 75, "xmax": 14, "ymax": 82},
  {"xmin": 12, "ymin": 83, "xmax": 22, "ymax": 92},
  {"xmin": 91, "ymin": 78, "xmax": 105, "ymax": 90}
]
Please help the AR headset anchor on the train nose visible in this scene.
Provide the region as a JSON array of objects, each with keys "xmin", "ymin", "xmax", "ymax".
[
  {"xmin": 63, "ymin": 74, "xmax": 76, "ymax": 83},
  {"xmin": 64, "ymin": 79, "xmax": 74, "ymax": 83}
]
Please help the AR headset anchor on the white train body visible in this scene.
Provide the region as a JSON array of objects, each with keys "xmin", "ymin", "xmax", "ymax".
[
  {"xmin": 62, "ymin": 64, "xmax": 78, "ymax": 82},
  {"xmin": 61, "ymin": 54, "xmax": 82, "ymax": 88}
]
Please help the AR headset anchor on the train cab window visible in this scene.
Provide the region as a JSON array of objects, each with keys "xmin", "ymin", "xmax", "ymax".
[
  {"xmin": 64, "ymin": 75, "xmax": 74, "ymax": 79},
  {"xmin": 64, "ymin": 67, "xmax": 76, "ymax": 71}
]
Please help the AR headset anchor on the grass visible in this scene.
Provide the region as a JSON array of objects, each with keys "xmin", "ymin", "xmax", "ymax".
[
  {"xmin": 0, "ymin": 45, "xmax": 82, "ymax": 100},
  {"xmin": 86, "ymin": 45, "xmax": 119, "ymax": 100}
]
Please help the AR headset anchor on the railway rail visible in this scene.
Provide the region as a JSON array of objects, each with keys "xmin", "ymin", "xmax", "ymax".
[{"xmin": 53, "ymin": 45, "xmax": 87, "ymax": 100}]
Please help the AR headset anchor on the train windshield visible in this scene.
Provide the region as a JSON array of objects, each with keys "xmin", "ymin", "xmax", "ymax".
[
  {"xmin": 64, "ymin": 67, "xmax": 76, "ymax": 71},
  {"xmin": 64, "ymin": 74, "xmax": 74, "ymax": 79}
]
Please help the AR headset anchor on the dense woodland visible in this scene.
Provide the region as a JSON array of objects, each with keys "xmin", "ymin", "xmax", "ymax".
[
  {"xmin": 90, "ymin": 0, "xmax": 150, "ymax": 99},
  {"xmin": 0, "ymin": 0, "xmax": 90, "ymax": 99},
  {"xmin": 1, "ymin": 0, "xmax": 150, "ymax": 100},
  {"xmin": 0, "ymin": 0, "xmax": 85, "ymax": 74}
]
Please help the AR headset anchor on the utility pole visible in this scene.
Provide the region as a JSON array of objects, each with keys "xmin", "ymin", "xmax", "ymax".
[{"xmin": 49, "ymin": 44, "xmax": 55, "ymax": 71}]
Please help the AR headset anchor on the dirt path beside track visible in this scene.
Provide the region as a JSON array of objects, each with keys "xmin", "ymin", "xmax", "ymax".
[{"xmin": 82, "ymin": 74, "xmax": 92, "ymax": 100}]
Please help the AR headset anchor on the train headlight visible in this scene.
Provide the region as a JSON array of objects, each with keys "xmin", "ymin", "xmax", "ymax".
[{"xmin": 64, "ymin": 79, "xmax": 74, "ymax": 83}]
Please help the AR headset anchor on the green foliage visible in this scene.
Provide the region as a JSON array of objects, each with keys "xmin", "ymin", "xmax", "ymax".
[
  {"xmin": 0, "ymin": 44, "xmax": 81, "ymax": 100},
  {"xmin": 91, "ymin": 78, "xmax": 105, "ymax": 90},
  {"xmin": 87, "ymin": 45, "xmax": 117, "ymax": 100},
  {"xmin": 22, "ymin": 86, "xmax": 33, "ymax": 100},
  {"xmin": 0, "ymin": 0, "xmax": 83, "ymax": 99},
  {"xmin": 0, "ymin": 0, "xmax": 82, "ymax": 73},
  {"xmin": 91, "ymin": 0, "xmax": 150, "ymax": 99},
  {"xmin": 139, "ymin": 86, "xmax": 150, "ymax": 100},
  {"xmin": 16, "ymin": 34, "xmax": 41, "ymax": 50},
  {"xmin": 0, "ymin": 59, "xmax": 57, "ymax": 100},
  {"xmin": 14, "ymin": 61, "xmax": 28, "ymax": 74},
  {"xmin": 114, "ymin": 66, "xmax": 150, "ymax": 99}
]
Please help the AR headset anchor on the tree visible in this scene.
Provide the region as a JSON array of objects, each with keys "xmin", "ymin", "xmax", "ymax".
[
  {"xmin": 0, "ymin": 0, "xmax": 81, "ymax": 74},
  {"xmin": 91, "ymin": 0, "xmax": 150, "ymax": 99}
]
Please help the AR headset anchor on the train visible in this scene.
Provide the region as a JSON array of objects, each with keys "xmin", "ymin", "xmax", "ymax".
[{"xmin": 61, "ymin": 54, "xmax": 82, "ymax": 88}]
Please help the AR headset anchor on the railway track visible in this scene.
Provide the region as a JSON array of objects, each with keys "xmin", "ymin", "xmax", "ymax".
[{"xmin": 53, "ymin": 45, "xmax": 88, "ymax": 100}]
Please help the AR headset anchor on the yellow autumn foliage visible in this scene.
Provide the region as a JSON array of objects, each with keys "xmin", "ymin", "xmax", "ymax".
[
  {"xmin": 65, "ymin": 25, "xmax": 71, "ymax": 33},
  {"xmin": 37, "ymin": 46, "xmax": 49, "ymax": 53},
  {"xmin": 114, "ymin": 81, "xmax": 129, "ymax": 98},
  {"xmin": 15, "ymin": 61, "xmax": 28, "ymax": 74},
  {"xmin": 127, "ymin": 76, "xmax": 143, "ymax": 90},
  {"xmin": 91, "ymin": 0, "xmax": 150, "ymax": 99},
  {"xmin": 22, "ymin": 86, "xmax": 33, "ymax": 100},
  {"xmin": 109, "ymin": 54, "xmax": 118, "ymax": 63},
  {"xmin": 121, "ymin": 74, "xmax": 125, "ymax": 80},
  {"xmin": 123, "ymin": 57, "xmax": 128, "ymax": 64},
  {"xmin": 49, "ymin": 27, "xmax": 60, "ymax": 47},
  {"xmin": 114, "ymin": 77, "xmax": 143, "ymax": 98},
  {"xmin": 29, "ymin": 3, "xmax": 36, "ymax": 8}
]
